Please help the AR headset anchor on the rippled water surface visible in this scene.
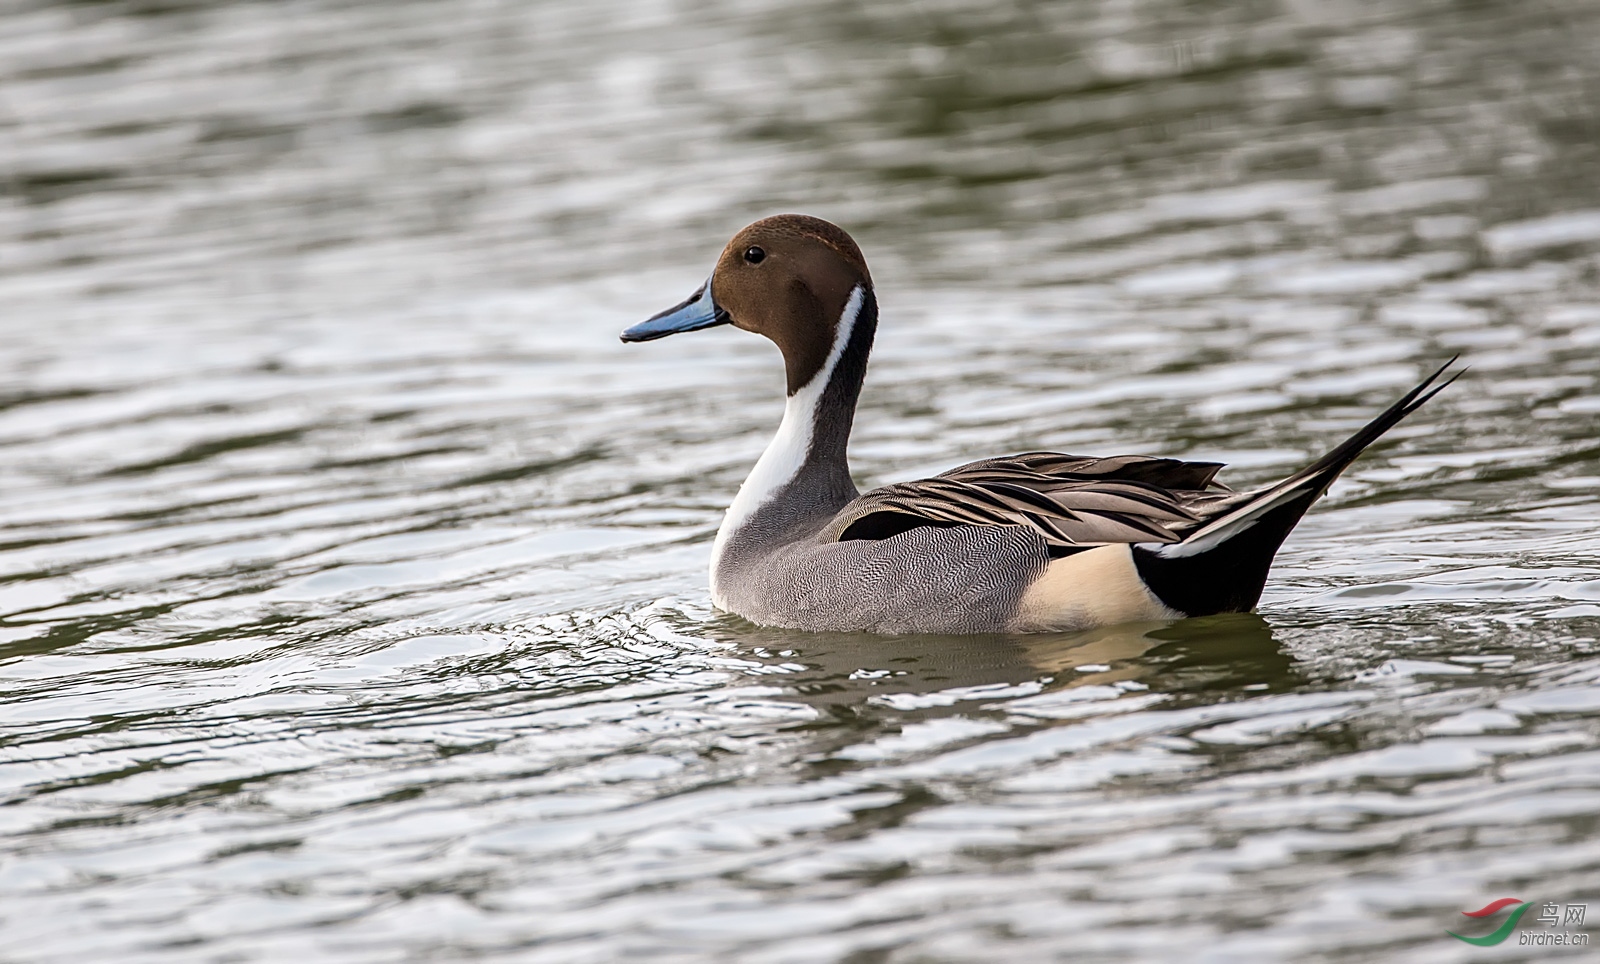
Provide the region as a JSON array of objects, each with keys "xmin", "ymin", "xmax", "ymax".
[{"xmin": 4, "ymin": 0, "xmax": 1600, "ymax": 960}]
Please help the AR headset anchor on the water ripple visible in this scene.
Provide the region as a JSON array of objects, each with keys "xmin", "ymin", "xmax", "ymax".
[{"xmin": 2, "ymin": 0, "xmax": 1599, "ymax": 960}]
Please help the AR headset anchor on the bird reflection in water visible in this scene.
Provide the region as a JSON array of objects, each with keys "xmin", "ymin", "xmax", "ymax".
[{"xmin": 710, "ymin": 613, "xmax": 1297, "ymax": 727}]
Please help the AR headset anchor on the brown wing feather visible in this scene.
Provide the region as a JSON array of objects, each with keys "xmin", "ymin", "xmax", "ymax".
[{"xmin": 823, "ymin": 452, "xmax": 1235, "ymax": 551}]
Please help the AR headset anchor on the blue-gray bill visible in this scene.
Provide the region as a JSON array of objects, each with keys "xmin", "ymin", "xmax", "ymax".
[{"xmin": 620, "ymin": 277, "xmax": 729, "ymax": 342}]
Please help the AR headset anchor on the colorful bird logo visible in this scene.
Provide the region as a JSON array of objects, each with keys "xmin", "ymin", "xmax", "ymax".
[{"xmin": 1447, "ymin": 898, "xmax": 1532, "ymax": 946}]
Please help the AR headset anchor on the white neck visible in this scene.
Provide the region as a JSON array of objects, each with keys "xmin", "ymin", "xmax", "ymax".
[{"xmin": 710, "ymin": 285, "xmax": 864, "ymax": 600}]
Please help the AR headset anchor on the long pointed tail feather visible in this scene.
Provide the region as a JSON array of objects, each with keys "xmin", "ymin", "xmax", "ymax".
[{"xmin": 1133, "ymin": 359, "xmax": 1461, "ymax": 617}]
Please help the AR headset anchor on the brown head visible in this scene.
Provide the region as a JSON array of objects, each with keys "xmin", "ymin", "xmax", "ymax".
[{"xmin": 621, "ymin": 215, "xmax": 873, "ymax": 395}]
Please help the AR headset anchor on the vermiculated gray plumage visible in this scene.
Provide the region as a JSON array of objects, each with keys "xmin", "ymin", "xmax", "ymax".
[{"xmin": 715, "ymin": 506, "xmax": 1050, "ymax": 634}]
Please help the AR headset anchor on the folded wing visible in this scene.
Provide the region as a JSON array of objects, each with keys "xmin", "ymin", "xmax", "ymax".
[{"xmin": 821, "ymin": 452, "xmax": 1237, "ymax": 554}]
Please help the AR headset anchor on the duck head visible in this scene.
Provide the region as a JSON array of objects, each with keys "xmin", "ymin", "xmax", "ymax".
[{"xmin": 621, "ymin": 214, "xmax": 873, "ymax": 396}]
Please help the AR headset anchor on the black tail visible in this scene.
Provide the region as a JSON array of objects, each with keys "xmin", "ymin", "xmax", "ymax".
[{"xmin": 1133, "ymin": 359, "xmax": 1462, "ymax": 617}]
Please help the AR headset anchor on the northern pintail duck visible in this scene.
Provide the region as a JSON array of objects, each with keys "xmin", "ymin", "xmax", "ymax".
[{"xmin": 622, "ymin": 214, "xmax": 1457, "ymax": 634}]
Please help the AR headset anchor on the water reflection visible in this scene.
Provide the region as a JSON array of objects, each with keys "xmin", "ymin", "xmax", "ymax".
[
  {"xmin": 3, "ymin": 0, "xmax": 1600, "ymax": 959},
  {"xmin": 721, "ymin": 613, "xmax": 1295, "ymax": 723}
]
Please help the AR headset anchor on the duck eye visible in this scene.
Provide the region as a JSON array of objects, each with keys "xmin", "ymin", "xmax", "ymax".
[{"xmin": 743, "ymin": 246, "xmax": 766, "ymax": 264}]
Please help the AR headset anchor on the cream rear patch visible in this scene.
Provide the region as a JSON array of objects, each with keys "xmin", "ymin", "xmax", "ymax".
[{"xmin": 1011, "ymin": 544, "xmax": 1181, "ymax": 633}]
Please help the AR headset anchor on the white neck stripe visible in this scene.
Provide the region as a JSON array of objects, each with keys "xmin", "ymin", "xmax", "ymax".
[{"xmin": 710, "ymin": 285, "xmax": 865, "ymax": 600}]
